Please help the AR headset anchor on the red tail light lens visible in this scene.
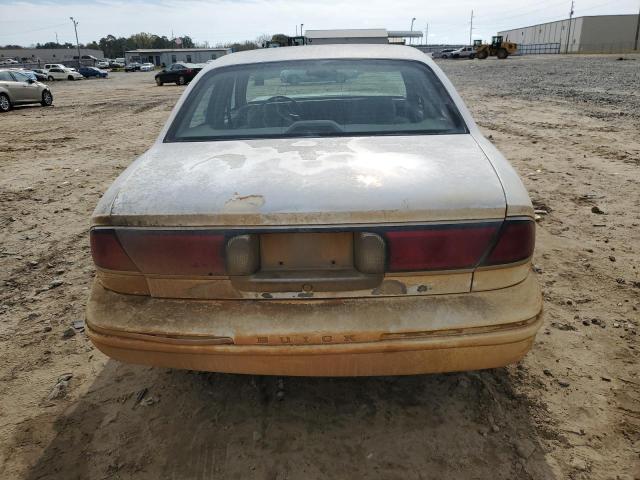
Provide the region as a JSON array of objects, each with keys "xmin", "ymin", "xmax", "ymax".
[
  {"xmin": 90, "ymin": 229, "xmax": 139, "ymax": 272},
  {"xmin": 115, "ymin": 230, "xmax": 226, "ymax": 275},
  {"xmin": 385, "ymin": 224, "xmax": 499, "ymax": 272},
  {"xmin": 482, "ymin": 219, "xmax": 535, "ymax": 266}
]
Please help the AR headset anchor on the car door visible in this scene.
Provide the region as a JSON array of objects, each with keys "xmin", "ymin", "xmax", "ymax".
[
  {"xmin": 0, "ymin": 70, "xmax": 20, "ymax": 101},
  {"xmin": 10, "ymin": 71, "xmax": 40, "ymax": 101}
]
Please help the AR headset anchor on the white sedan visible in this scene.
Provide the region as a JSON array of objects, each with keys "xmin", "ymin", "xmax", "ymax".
[
  {"xmin": 87, "ymin": 45, "xmax": 542, "ymax": 377},
  {"xmin": 45, "ymin": 67, "xmax": 83, "ymax": 81},
  {"xmin": 140, "ymin": 63, "xmax": 155, "ymax": 72}
]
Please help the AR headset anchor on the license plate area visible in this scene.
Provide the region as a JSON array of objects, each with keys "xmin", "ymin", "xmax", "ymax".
[
  {"xmin": 231, "ymin": 232, "xmax": 382, "ymax": 293},
  {"xmin": 260, "ymin": 232, "xmax": 353, "ymax": 271}
]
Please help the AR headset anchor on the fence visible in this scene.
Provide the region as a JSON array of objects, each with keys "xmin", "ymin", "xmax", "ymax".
[{"xmin": 515, "ymin": 43, "xmax": 561, "ymax": 55}]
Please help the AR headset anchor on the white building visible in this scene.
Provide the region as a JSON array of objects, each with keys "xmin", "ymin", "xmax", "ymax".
[
  {"xmin": 498, "ymin": 14, "xmax": 639, "ymax": 53},
  {"xmin": 125, "ymin": 48, "xmax": 231, "ymax": 66},
  {"xmin": 305, "ymin": 29, "xmax": 422, "ymax": 45}
]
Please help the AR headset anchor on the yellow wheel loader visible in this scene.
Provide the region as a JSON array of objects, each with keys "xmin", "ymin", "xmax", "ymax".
[{"xmin": 474, "ymin": 36, "xmax": 518, "ymax": 59}]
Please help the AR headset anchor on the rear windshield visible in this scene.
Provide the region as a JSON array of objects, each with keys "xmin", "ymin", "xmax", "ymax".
[{"xmin": 165, "ymin": 59, "xmax": 467, "ymax": 142}]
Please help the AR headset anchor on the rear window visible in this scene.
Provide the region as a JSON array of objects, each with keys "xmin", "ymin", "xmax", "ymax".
[{"xmin": 165, "ymin": 59, "xmax": 467, "ymax": 142}]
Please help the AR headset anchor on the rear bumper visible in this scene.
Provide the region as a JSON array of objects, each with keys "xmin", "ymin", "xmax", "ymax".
[{"xmin": 86, "ymin": 272, "xmax": 543, "ymax": 376}]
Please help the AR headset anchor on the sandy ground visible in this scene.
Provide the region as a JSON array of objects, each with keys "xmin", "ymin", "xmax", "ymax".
[{"xmin": 0, "ymin": 54, "xmax": 638, "ymax": 479}]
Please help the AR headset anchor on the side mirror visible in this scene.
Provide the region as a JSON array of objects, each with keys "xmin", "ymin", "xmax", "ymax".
[{"xmin": 28, "ymin": 78, "xmax": 35, "ymax": 84}]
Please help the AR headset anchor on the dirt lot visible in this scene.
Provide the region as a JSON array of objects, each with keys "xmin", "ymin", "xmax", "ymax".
[{"xmin": 1, "ymin": 54, "xmax": 639, "ymax": 479}]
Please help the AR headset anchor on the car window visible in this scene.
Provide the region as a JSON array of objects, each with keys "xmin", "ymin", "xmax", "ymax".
[
  {"xmin": 11, "ymin": 71, "xmax": 30, "ymax": 82},
  {"xmin": 0, "ymin": 71, "xmax": 14, "ymax": 81},
  {"xmin": 166, "ymin": 59, "xmax": 467, "ymax": 142}
]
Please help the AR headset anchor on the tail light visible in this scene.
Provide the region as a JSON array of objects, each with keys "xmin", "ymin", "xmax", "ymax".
[
  {"xmin": 481, "ymin": 219, "xmax": 535, "ymax": 266},
  {"xmin": 90, "ymin": 228, "xmax": 225, "ymax": 275},
  {"xmin": 385, "ymin": 224, "xmax": 499, "ymax": 272},
  {"xmin": 90, "ymin": 229, "xmax": 138, "ymax": 272},
  {"xmin": 383, "ymin": 218, "xmax": 534, "ymax": 272}
]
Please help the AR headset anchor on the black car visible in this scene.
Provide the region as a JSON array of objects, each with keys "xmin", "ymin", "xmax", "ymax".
[
  {"xmin": 155, "ymin": 63, "xmax": 204, "ymax": 86},
  {"xmin": 29, "ymin": 69, "xmax": 48, "ymax": 82}
]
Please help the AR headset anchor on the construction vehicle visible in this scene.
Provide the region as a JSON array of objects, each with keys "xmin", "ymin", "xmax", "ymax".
[{"xmin": 474, "ymin": 36, "xmax": 518, "ymax": 59}]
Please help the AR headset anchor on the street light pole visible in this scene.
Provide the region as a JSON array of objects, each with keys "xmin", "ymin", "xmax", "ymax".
[
  {"xmin": 70, "ymin": 17, "xmax": 81, "ymax": 68},
  {"xmin": 410, "ymin": 17, "xmax": 416, "ymax": 45},
  {"xmin": 300, "ymin": 24, "xmax": 304, "ymax": 37}
]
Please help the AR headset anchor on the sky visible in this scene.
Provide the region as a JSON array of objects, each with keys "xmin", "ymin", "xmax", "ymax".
[{"xmin": 1, "ymin": 0, "xmax": 638, "ymax": 47}]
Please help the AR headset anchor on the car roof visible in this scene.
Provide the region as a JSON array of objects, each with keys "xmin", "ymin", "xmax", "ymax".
[{"xmin": 203, "ymin": 44, "xmax": 432, "ymax": 73}]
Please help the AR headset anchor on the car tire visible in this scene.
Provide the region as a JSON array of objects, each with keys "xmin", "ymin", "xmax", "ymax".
[
  {"xmin": 156, "ymin": 77, "xmax": 163, "ymax": 86},
  {"xmin": 0, "ymin": 93, "xmax": 11, "ymax": 112},
  {"xmin": 68, "ymin": 75, "xmax": 75, "ymax": 81},
  {"xmin": 441, "ymin": 54, "xmax": 448, "ymax": 59},
  {"xmin": 47, "ymin": 76, "xmax": 54, "ymax": 81},
  {"xmin": 469, "ymin": 53, "xmax": 475, "ymax": 59},
  {"xmin": 41, "ymin": 90, "xmax": 53, "ymax": 107},
  {"xmin": 177, "ymin": 75, "xmax": 186, "ymax": 85}
]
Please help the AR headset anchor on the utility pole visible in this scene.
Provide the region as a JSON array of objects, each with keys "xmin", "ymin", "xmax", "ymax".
[
  {"xmin": 300, "ymin": 24, "xmax": 304, "ymax": 37},
  {"xmin": 425, "ymin": 24, "xmax": 429, "ymax": 46},
  {"xmin": 410, "ymin": 17, "xmax": 416, "ymax": 45},
  {"xmin": 70, "ymin": 17, "xmax": 81, "ymax": 68},
  {"xmin": 565, "ymin": 0, "xmax": 574, "ymax": 54},
  {"xmin": 55, "ymin": 32, "xmax": 59, "ymax": 45},
  {"xmin": 469, "ymin": 10, "xmax": 474, "ymax": 46}
]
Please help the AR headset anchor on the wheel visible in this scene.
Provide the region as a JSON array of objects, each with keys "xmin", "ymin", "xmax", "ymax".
[
  {"xmin": 441, "ymin": 54, "xmax": 448, "ymax": 59},
  {"xmin": 0, "ymin": 93, "xmax": 10, "ymax": 112},
  {"xmin": 476, "ymin": 50, "xmax": 488, "ymax": 59},
  {"xmin": 155, "ymin": 77, "xmax": 163, "ymax": 86},
  {"xmin": 48, "ymin": 76, "xmax": 54, "ymax": 81},
  {"xmin": 177, "ymin": 75, "xmax": 186, "ymax": 85},
  {"xmin": 469, "ymin": 53, "xmax": 475, "ymax": 59},
  {"xmin": 67, "ymin": 75, "xmax": 75, "ymax": 81},
  {"xmin": 41, "ymin": 90, "xmax": 53, "ymax": 107},
  {"xmin": 497, "ymin": 48, "xmax": 508, "ymax": 59}
]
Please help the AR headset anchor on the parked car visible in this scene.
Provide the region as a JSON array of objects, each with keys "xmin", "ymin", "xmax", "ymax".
[
  {"xmin": 431, "ymin": 49, "xmax": 456, "ymax": 59},
  {"xmin": 451, "ymin": 46, "xmax": 476, "ymax": 59},
  {"xmin": 96, "ymin": 60, "xmax": 110, "ymax": 69},
  {"xmin": 45, "ymin": 67, "xmax": 83, "ymax": 81},
  {"xmin": 0, "ymin": 69, "xmax": 53, "ymax": 112},
  {"xmin": 0, "ymin": 59, "xmax": 20, "ymax": 65},
  {"xmin": 43, "ymin": 63, "xmax": 67, "ymax": 71},
  {"xmin": 154, "ymin": 62, "xmax": 204, "ymax": 85},
  {"xmin": 79, "ymin": 66, "xmax": 108, "ymax": 78},
  {"xmin": 109, "ymin": 61, "xmax": 125, "ymax": 69},
  {"xmin": 124, "ymin": 62, "xmax": 142, "ymax": 72},
  {"xmin": 30, "ymin": 69, "xmax": 49, "ymax": 81},
  {"xmin": 140, "ymin": 63, "xmax": 155, "ymax": 72},
  {"xmin": 87, "ymin": 45, "xmax": 542, "ymax": 377}
]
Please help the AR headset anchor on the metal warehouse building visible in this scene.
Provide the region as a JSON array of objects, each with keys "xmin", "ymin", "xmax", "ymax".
[
  {"xmin": 0, "ymin": 48, "xmax": 104, "ymax": 65},
  {"xmin": 499, "ymin": 14, "xmax": 640, "ymax": 53},
  {"xmin": 125, "ymin": 48, "xmax": 231, "ymax": 66}
]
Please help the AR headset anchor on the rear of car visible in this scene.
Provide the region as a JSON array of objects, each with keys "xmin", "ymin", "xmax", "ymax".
[{"xmin": 87, "ymin": 45, "xmax": 542, "ymax": 376}]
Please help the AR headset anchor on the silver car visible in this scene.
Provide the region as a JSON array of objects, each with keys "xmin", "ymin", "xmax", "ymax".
[
  {"xmin": 0, "ymin": 69, "xmax": 53, "ymax": 112},
  {"xmin": 87, "ymin": 45, "xmax": 542, "ymax": 376}
]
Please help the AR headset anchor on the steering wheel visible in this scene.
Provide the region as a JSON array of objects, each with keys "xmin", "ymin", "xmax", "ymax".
[{"xmin": 264, "ymin": 95, "xmax": 301, "ymax": 124}]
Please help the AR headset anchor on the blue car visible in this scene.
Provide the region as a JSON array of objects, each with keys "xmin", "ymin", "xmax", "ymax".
[{"xmin": 79, "ymin": 66, "xmax": 108, "ymax": 78}]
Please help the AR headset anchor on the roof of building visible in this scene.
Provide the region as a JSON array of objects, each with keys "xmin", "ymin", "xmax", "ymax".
[
  {"xmin": 125, "ymin": 48, "xmax": 231, "ymax": 53},
  {"xmin": 305, "ymin": 29, "xmax": 388, "ymax": 39},
  {"xmin": 388, "ymin": 31, "xmax": 423, "ymax": 38},
  {"xmin": 204, "ymin": 44, "xmax": 430, "ymax": 71}
]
